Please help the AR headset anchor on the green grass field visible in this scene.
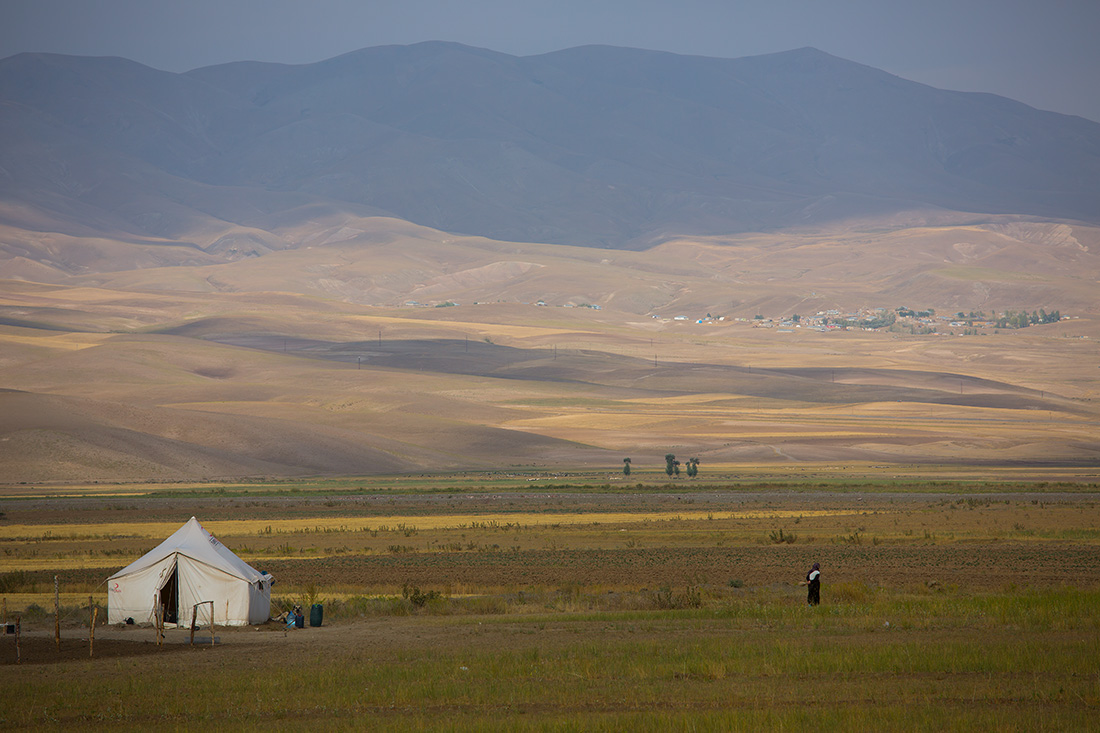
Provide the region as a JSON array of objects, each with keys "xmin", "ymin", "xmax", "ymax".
[
  {"xmin": 4, "ymin": 587, "xmax": 1098, "ymax": 731},
  {"xmin": 2, "ymin": 478, "xmax": 1099, "ymax": 730}
]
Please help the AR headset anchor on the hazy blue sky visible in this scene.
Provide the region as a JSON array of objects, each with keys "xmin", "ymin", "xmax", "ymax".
[{"xmin": 3, "ymin": 0, "xmax": 1098, "ymax": 121}]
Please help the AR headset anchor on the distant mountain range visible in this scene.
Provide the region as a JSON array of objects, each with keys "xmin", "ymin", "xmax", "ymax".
[{"xmin": 2, "ymin": 41, "xmax": 1099, "ymax": 256}]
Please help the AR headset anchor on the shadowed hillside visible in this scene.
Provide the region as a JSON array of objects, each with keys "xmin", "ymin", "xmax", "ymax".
[{"xmin": 2, "ymin": 42, "xmax": 1099, "ymax": 263}]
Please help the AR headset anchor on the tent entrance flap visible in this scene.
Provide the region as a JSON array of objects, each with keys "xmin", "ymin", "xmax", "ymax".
[{"xmin": 158, "ymin": 563, "xmax": 179, "ymax": 625}]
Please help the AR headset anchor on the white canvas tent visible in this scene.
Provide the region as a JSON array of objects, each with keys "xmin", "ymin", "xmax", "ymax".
[{"xmin": 107, "ymin": 517, "xmax": 273, "ymax": 627}]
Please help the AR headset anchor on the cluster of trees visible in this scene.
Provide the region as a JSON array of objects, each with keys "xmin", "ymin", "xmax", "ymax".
[
  {"xmin": 895, "ymin": 307, "xmax": 1063, "ymax": 331},
  {"xmin": 621, "ymin": 455, "xmax": 701, "ymax": 478},
  {"xmin": 889, "ymin": 322, "xmax": 935, "ymax": 335},
  {"xmin": 753, "ymin": 306, "xmax": 1063, "ymax": 332},
  {"xmin": 663, "ymin": 454, "xmax": 700, "ymax": 478},
  {"xmin": 830, "ymin": 313, "xmax": 896, "ymax": 329},
  {"xmin": 685, "ymin": 457, "xmax": 700, "ymax": 477},
  {"xmin": 895, "ymin": 307, "xmax": 936, "ymax": 318},
  {"xmin": 993, "ymin": 309, "xmax": 1061, "ymax": 329}
]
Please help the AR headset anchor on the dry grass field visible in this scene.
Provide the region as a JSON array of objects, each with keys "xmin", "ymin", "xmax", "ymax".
[{"xmin": 2, "ymin": 212, "xmax": 1099, "ymax": 483}]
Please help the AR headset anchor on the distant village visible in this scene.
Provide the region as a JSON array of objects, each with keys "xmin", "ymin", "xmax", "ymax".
[
  {"xmin": 402, "ymin": 299, "xmax": 1073, "ymax": 336},
  {"xmin": 680, "ymin": 306, "xmax": 1069, "ymax": 336}
]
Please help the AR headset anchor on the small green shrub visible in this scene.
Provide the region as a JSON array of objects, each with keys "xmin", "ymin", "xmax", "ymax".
[
  {"xmin": 768, "ymin": 528, "xmax": 797, "ymax": 544},
  {"xmin": 299, "ymin": 583, "xmax": 323, "ymax": 608},
  {"xmin": 402, "ymin": 583, "xmax": 441, "ymax": 609},
  {"xmin": 20, "ymin": 603, "xmax": 48, "ymax": 621}
]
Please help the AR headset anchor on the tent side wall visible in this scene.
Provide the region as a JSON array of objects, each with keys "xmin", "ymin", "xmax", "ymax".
[
  {"xmin": 176, "ymin": 555, "xmax": 267, "ymax": 626},
  {"xmin": 248, "ymin": 576, "xmax": 272, "ymax": 625},
  {"xmin": 107, "ymin": 554, "xmax": 176, "ymax": 625}
]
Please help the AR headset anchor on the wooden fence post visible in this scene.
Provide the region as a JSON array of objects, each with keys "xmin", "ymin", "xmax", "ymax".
[
  {"xmin": 54, "ymin": 575, "xmax": 60, "ymax": 652},
  {"xmin": 89, "ymin": 597, "xmax": 98, "ymax": 659},
  {"xmin": 14, "ymin": 615, "xmax": 20, "ymax": 664},
  {"xmin": 190, "ymin": 604, "xmax": 197, "ymax": 646}
]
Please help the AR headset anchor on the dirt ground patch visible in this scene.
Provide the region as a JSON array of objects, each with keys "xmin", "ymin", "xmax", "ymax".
[{"xmin": 1, "ymin": 631, "xmax": 199, "ymax": 665}]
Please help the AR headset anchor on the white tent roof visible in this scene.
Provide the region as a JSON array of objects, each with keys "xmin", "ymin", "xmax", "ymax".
[{"xmin": 109, "ymin": 516, "xmax": 264, "ymax": 583}]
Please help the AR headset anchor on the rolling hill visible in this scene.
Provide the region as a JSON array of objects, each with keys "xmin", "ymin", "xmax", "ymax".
[
  {"xmin": 2, "ymin": 41, "xmax": 1099, "ymax": 270},
  {"xmin": 1, "ymin": 43, "xmax": 1099, "ymax": 483},
  {"xmin": 2, "ymin": 235, "xmax": 1098, "ymax": 484}
]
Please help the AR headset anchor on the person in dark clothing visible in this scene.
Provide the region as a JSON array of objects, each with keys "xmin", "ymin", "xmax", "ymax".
[{"xmin": 805, "ymin": 562, "xmax": 821, "ymax": 605}]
